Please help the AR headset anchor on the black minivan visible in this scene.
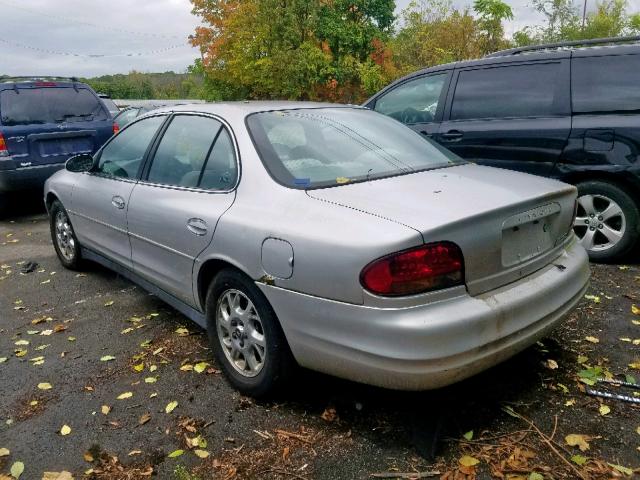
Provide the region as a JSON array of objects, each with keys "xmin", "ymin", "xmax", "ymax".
[{"xmin": 365, "ymin": 37, "xmax": 640, "ymax": 262}]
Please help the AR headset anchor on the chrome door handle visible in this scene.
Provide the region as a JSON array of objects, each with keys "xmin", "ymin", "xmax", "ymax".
[
  {"xmin": 111, "ymin": 196, "xmax": 125, "ymax": 209},
  {"xmin": 441, "ymin": 130, "xmax": 464, "ymax": 142},
  {"xmin": 187, "ymin": 218, "xmax": 207, "ymax": 236}
]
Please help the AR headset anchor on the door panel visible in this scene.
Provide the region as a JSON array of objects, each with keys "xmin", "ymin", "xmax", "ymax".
[
  {"xmin": 69, "ymin": 175, "xmax": 136, "ymax": 268},
  {"xmin": 127, "ymin": 186, "xmax": 235, "ymax": 304},
  {"xmin": 127, "ymin": 115, "xmax": 239, "ymax": 305},
  {"xmin": 438, "ymin": 60, "xmax": 571, "ymax": 176},
  {"xmin": 68, "ymin": 115, "xmax": 166, "ymax": 267}
]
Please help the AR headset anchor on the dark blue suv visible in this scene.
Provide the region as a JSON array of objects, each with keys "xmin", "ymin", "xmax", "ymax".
[{"xmin": 0, "ymin": 77, "xmax": 116, "ymax": 214}]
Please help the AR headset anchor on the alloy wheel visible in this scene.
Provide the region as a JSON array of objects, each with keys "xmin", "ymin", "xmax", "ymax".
[
  {"xmin": 573, "ymin": 194, "xmax": 626, "ymax": 252},
  {"xmin": 55, "ymin": 210, "xmax": 76, "ymax": 262},
  {"xmin": 216, "ymin": 289, "xmax": 266, "ymax": 377}
]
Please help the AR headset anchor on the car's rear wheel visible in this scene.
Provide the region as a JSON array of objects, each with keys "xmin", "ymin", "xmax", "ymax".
[
  {"xmin": 574, "ymin": 181, "xmax": 639, "ymax": 262},
  {"xmin": 50, "ymin": 200, "xmax": 82, "ymax": 270},
  {"xmin": 205, "ymin": 268, "xmax": 295, "ymax": 397}
]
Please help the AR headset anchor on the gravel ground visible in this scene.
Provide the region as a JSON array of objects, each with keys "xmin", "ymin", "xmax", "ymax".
[{"xmin": 1, "ymin": 205, "xmax": 639, "ymax": 480}]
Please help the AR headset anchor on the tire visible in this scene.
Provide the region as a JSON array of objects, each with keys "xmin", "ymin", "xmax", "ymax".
[
  {"xmin": 49, "ymin": 200, "xmax": 83, "ymax": 270},
  {"xmin": 205, "ymin": 268, "xmax": 295, "ymax": 397},
  {"xmin": 574, "ymin": 181, "xmax": 640, "ymax": 262}
]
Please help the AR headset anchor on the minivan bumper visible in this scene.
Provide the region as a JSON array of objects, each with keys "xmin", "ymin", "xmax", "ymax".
[
  {"xmin": 258, "ymin": 237, "xmax": 589, "ymax": 390},
  {"xmin": 0, "ymin": 163, "xmax": 64, "ymax": 193}
]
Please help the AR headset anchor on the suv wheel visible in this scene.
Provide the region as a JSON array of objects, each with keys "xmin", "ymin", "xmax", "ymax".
[
  {"xmin": 574, "ymin": 181, "xmax": 640, "ymax": 262},
  {"xmin": 50, "ymin": 200, "xmax": 82, "ymax": 270},
  {"xmin": 205, "ymin": 269, "xmax": 295, "ymax": 397}
]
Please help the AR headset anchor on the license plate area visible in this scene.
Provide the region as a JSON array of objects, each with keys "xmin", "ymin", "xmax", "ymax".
[{"xmin": 501, "ymin": 203, "xmax": 561, "ymax": 267}]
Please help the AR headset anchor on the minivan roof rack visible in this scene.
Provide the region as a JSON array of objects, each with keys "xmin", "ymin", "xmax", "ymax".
[
  {"xmin": 0, "ymin": 76, "xmax": 80, "ymax": 83},
  {"xmin": 485, "ymin": 35, "xmax": 640, "ymax": 58}
]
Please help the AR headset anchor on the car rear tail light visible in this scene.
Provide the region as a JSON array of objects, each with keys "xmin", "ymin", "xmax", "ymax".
[
  {"xmin": 34, "ymin": 82, "xmax": 57, "ymax": 87},
  {"xmin": 361, "ymin": 242, "xmax": 464, "ymax": 296},
  {"xmin": 113, "ymin": 122, "xmax": 120, "ymax": 135},
  {"xmin": 0, "ymin": 132, "xmax": 9, "ymax": 158}
]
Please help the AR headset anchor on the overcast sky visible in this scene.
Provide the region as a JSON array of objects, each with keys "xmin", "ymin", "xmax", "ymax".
[{"xmin": 0, "ymin": 0, "xmax": 636, "ymax": 77}]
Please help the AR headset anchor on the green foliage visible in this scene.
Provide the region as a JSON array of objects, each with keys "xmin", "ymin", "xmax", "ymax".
[
  {"xmin": 173, "ymin": 465, "xmax": 201, "ymax": 480},
  {"xmin": 83, "ymin": 71, "xmax": 204, "ymax": 100}
]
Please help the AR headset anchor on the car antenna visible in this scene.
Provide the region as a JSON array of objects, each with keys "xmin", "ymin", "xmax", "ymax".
[{"xmin": 366, "ymin": 168, "xmax": 373, "ymax": 182}]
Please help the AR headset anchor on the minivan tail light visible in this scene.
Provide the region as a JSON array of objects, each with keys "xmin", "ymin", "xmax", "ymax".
[
  {"xmin": 113, "ymin": 122, "xmax": 120, "ymax": 135},
  {"xmin": 0, "ymin": 132, "xmax": 9, "ymax": 157},
  {"xmin": 361, "ymin": 242, "xmax": 464, "ymax": 296}
]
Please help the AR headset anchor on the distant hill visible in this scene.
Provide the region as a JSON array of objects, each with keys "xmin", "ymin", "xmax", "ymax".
[{"xmin": 82, "ymin": 71, "xmax": 204, "ymax": 100}]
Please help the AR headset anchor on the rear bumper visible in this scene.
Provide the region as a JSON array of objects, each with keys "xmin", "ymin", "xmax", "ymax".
[
  {"xmin": 0, "ymin": 163, "xmax": 64, "ymax": 193},
  {"xmin": 258, "ymin": 237, "xmax": 589, "ymax": 390}
]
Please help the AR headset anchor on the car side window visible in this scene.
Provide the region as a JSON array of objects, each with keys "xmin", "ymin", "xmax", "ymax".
[
  {"xmin": 199, "ymin": 128, "xmax": 238, "ymax": 190},
  {"xmin": 572, "ymin": 54, "xmax": 640, "ymax": 113},
  {"xmin": 96, "ymin": 115, "xmax": 165, "ymax": 179},
  {"xmin": 115, "ymin": 108, "xmax": 140, "ymax": 127},
  {"xmin": 147, "ymin": 115, "xmax": 222, "ymax": 188},
  {"xmin": 450, "ymin": 62, "xmax": 561, "ymax": 120},
  {"xmin": 374, "ymin": 73, "xmax": 447, "ymax": 124}
]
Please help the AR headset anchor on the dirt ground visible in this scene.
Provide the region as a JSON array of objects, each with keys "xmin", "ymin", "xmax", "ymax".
[{"xmin": 1, "ymin": 205, "xmax": 639, "ymax": 480}]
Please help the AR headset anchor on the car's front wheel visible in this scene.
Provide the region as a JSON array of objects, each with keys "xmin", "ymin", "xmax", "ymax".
[
  {"xmin": 574, "ymin": 181, "xmax": 640, "ymax": 262},
  {"xmin": 49, "ymin": 200, "xmax": 82, "ymax": 270},
  {"xmin": 205, "ymin": 269, "xmax": 295, "ymax": 397}
]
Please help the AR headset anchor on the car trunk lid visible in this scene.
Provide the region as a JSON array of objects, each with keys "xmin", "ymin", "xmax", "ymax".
[{"xmin": 307, "ymin": 163, "xmax": 577, "ymax": 296}]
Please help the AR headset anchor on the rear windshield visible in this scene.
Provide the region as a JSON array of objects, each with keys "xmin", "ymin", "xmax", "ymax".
[
  {"xmin": 0, "ymin": 87, "xmax": 108, "ymax": 126},
  {"xmin": 246, "ymin": 107, "xmax": 460, "ymax": 189},
  {"xmin": 101, "ymin": 98, "xmax": 119, "ymax": 112}
]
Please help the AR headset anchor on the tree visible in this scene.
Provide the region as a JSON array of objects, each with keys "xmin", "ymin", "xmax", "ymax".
[{"xmin": 473, "ymin": 0, "xmax": 514, "ymax": 53}]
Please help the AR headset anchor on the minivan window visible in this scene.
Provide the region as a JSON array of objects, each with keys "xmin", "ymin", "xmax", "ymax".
[
  {"xmin": 0, "ymin": 87, "xmax": 108, "ymax": 126},
  {"xmin": 374, "ymin": 73, "xmax": 447, "ymax": 124},
  {"xmin": 96, "ymin": 115, "xmax": 165, "ymax": 179},
  {"xmin": 147, "ymin": 115, "xmax": 222, "ymax": 188},
  {"xmin": 450, "ymin": 63, "xmax": 561, "ymax": 120},
  {"xmin": 247, "ymin": 107, "xmax": 461, "ymax": 189},
  {"xmin": 572, "ymin": 54, "xmax": 640, "ymax": 113}
]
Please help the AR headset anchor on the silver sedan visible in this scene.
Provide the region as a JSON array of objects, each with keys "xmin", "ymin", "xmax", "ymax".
[{"xmin": 44, "ymin": 102, "xmax": 590, "ymax": 396}]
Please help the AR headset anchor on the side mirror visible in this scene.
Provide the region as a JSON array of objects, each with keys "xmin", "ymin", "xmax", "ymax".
[{"xmin": 65, "ymin": 153, "xmax": 94, "ymax": 173}]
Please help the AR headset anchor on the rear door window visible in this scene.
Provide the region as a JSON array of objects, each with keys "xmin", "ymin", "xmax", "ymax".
[
  {"xmin": 450, "ymin": 62, "xmax": 562, "ymax": 120},
  {"xmin": 0, "ymin": 87, "xmax": 108, "ymax": 126},
  {"xmin": 199, "ymin": 129, "xmax": 238, "ymax": 190},
  {"xmin": 146, "ymin": 115, "xmax": 222, "ymax": 188},
  {"xmin": 572, "ymin": 54, "xmax": 640, "ymax": 113},
  {"xmin": 374, "ymin": 73, "xmax": 448, "ymax": 124}
]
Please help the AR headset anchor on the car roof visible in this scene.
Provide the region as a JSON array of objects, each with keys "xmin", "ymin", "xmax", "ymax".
[{"xmin": 148, "ymin": 101, "xmax": 360, "ymax": 118}]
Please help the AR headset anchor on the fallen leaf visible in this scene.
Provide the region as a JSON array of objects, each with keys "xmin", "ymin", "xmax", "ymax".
[
  {"xmin": 565, "ymin": 434, "xmax": 590, "ymax": 451},
  {"xmin": 40, "ymin": 330, "xmax": 53, "ymax": 336},
  {"xmin": 104, "ymin": 300, "xmax": 114, "ymax": 307},
  {"xmin": 37, "ymin": 382, "xmax": 52, "ymax": 390},
  {"xmin": 584, "ymin": 294, "xmax": 600, "ymax": 304},
  {"xmin": 632, "ymin": 305, "xmax": 640, "ymax": 315},
  {"xmin": 53, "ymin": 324, "xmax": 67, "ymax": 333},
  {"xmin": 165, "ymin": 401, "xmax": 178, "ymax": 413},
  {"xmin": 175, "ymin": 327, "xmax": 189, "ymax": 336},
  {"xmin": 149, "ymin": 365, "xmax": 157, "ymax": 372},
  {"xmin": 546, "ymin": 359, "xmax": 558, "ymax": 369},
  {"xmin": 585, "ymin": 336, "xmax": 599, "ymax": 344},
  {"xmin": 120, "ymin": 328, "xmax": 133, "ymax": 335},
  {"xmin": 144, "ymin": 377, "xmax": 157, "ymax": 384},
  {"xmin": 629, "ymin": 362, "xmax": 640, "ymax": 370},
  {"xmin": 571, "ymin": 454, "xmax": 587, "ymax": 465},
  {"xmin": 194, "ymin": 449, "xmax": 209, "ymax": 458},
  {"xmin": 194, "ymin": 362, "xmax": 208, "ymax": 373},
  {"xmin": 117, "ymin": 392, "xmax": 133, "ymax": 400},
  {"xmin": 100, "ymin": 356, "xmax": 116, "ymax": 362},
  {"xmin": 42, "ymin": 472, "xmax": 73, "ymax": 480},
  {"xmin": 11, "ymin": 461, "xmax": 24, "ymax": 479},
  {"xmin": 557, "ymin": 383, "xmax": 569, "ymax": 394},
  {"xmin": 60, "ymin": 425, "xmax": 71, "ymax": 436},
  {"xmin": 83, "ymin": 451, "xmax": 94, "ymax": 462},
  {"xmin": 0, "ymin": 357, "xmax": 7, "ymax": 363},
  {"xmin": 128, "ymin": 450, "xmax": 142, "ymax": 456},
  {"xmin": 133, "ymin": 363, "xmax": 145, "ymax": 372},
  {"xmin": 14, "ymin": 349, "xmax": 27, "ymax": 357},
  {"xmin": 138, "ymin": 413, "xmax": 151, "ymax": 425},
  {"xmin": 167, "ymin": 449, "xmax": 184, "ymax": 458},
  {"xmin": 463, "ymin": 430, "xmax": 473, "ymax": 441},
  {"xmin": 101, "ymin": 405, "xmax": 111, "ymax": 415},
  {"xmin": 14, "ymin": 340, "xmax": 29, "ymax": 346},
  {"xmin": 565, "ymin": 399, "xmax": 576, "ymax": 406},
  {"xmin": 609, "ymin": 463, "xmax": 633, "ymax": 476},
  {"xmin": 179, "ymin": 364, "xmax": 193, "ymax": 372},
  {"xmin": 321, "ymin": 407, "xmax": 337, "ymax": 422},
  {"xmin": 459, "ymin": 455, "xmax": 480, "ymax": 467},
  {"xmin": 599, "ymin": 404, "xmax": 611, "ymax": 416},
  {"xmin": 529, "ymin": 473, "xmax": 543, "ymax": 480},
  {"xmin": 0, "ymin": 448, "xmax": 9, "ymax": 456}
]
